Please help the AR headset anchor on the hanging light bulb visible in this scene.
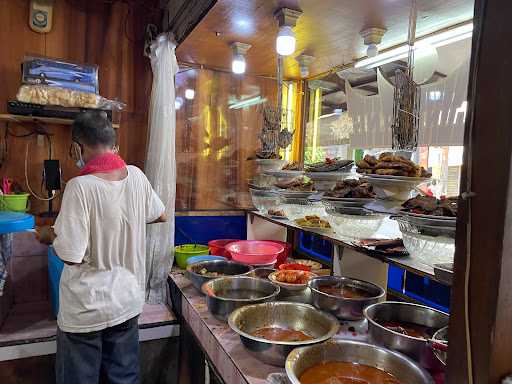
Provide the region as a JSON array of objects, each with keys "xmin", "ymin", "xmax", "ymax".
[
  {"xmin": 230, "ymin": 42, "xmax": 251, "ymax": 74},
  {"xmin": 367, "ymin": 43, "xmax": 379, "ymax": 58},
  {"xmin": 274, "ymin": 8, "xmax": 302, "ymax": 56},
  {"xmin": 185, "ymin": 89, "xmax": 195, "ymax": 100},
  {"xmin": 232, "ymin": 54, "xmax": 246, "ymax": 74},
  {"xmin": 231, "ymin": 42, "xmax": 251, "ymax": 74},
  {"xmin": 276, "ymin": 26, "xmax": 296, "ymax": 56}
]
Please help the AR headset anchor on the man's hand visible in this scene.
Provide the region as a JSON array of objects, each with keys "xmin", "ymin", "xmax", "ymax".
[
  {"xmin": 35, "ymin": 226, "xmax": 56, "ymax": 245},
  {"xmin": 149, "ymin": 212, "xmax": 168, "ymax": 224}
]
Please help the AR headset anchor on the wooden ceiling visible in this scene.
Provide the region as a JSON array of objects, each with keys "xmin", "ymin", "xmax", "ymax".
[{"xmin": 176, "ymin": 0, "xmax": 474, "ymax": 79}]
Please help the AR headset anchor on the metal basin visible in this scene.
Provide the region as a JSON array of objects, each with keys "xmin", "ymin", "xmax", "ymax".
[
  {"xmin": 430, "ymin": 326, "xmax": 448, "ymax": 366},
  {"xmin": 228, "ymin": 302, "xmax": 339, "ymax": 366},
  {"xmin": 308, "ymin": 276, "xmax": 385, "ymax": 320},
  {"xmin": 286, "ymin": 339, "xmax": 433, "ymax": 384},
  {"xmin": 245, "ymin": 267, "xmax": 276, "ymax": 279},
  {"xmin": 201, "ymin": 276, "xmax": 280, "ymax": 322},
  {"xmin": 185, "ymin": 260, "xmax": 252, "ymax": 292},
  {"xmin": 364, "ymin": 301, "xmax": 449, "ymax": 371}
]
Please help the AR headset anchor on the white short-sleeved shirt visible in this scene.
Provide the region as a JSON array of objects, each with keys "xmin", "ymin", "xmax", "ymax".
[{"xmin": 53, "ymin": 165, "xmax": 165, "ymax": 333}]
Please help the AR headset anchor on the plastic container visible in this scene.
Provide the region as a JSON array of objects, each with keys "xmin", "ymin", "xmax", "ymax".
[
  {"xmin": 175, "ymin": 244, "xmax": 209, "ymax": 269},
  {"xmin": 48, "ymin": 246, "xmax": 64, "ymax": 318},
  {"xmin": 208, "ymin": 239, "xmax": 238, "ymax": 258},
  {"xmin": 226, "ymin": 240, "xmax": 284, "ymax": 265},
  {"xmin": 1, "ymin": 193, "xmax": 30, "ymax": 212},
  {"xmin": 266, "ymin": 240, "xmax": 292, "ymax": 267}
]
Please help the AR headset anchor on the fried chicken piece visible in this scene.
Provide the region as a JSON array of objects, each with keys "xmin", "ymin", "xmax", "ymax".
[
  {"xmin": 375, "ymin": 169, "xmax": 409, "ymax": 176},
  {"xmin": 356, "ymin": 159, "xmax": 371, "ymax": 169},
  {"xmin": 364, "ymin": 154, "xmax": 378, "ymax": 166},
  {"xmin": 357, "ymin": 167, "xmax": 374, "ymax": 174},
  {"xmin": 374, "ymin": 161, "xmax": 415, "ymax": 172}
]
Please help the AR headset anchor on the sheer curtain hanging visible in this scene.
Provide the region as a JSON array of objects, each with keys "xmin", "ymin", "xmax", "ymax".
[
  {"xmin": 347, "ymin": 60, "xmax": 469, "ymax": 148},
  {"xmin": 145, "ymin": 34, "xmax": 178, "ymax": 304}
]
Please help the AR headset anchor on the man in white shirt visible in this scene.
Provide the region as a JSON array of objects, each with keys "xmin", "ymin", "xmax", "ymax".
[{"xmin": 51, "ymin": 111, "xmax": 166, "ymax": 383}]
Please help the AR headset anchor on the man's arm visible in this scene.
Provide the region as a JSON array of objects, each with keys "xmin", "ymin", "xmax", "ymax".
[{"xmin": 148, "ymin": 212, "xmax": 168, "ymax": 224}]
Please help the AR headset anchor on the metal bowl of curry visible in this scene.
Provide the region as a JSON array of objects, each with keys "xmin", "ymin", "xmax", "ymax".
[
  {"xmin": 228, "ymin": 301, "xmax": 339, "ymax": 366},
  {"xmin": 186, "ymin": 260, "xmax": 253, "ymax": 292},
  {"xmin": 308, "ymin": 276, "xmax": 385, "ymax": 320},
  {"xmin": 285, "ymin": 339, "xmax": 434, "ymax": 384}
]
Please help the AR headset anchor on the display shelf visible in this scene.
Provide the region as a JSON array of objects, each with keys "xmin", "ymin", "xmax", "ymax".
[
  {"xmin": 0, "ymin": 113, "xmax": 120, "ymax": 129},
  {"xmin": 248, "ymin": 211, "xmax": 452, "ymax": 285}
]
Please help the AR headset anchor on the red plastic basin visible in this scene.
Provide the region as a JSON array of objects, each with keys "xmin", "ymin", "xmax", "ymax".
[
  {"xmin": 208, "ymin": 239, "xmax": 238, "ymax": 258},
  {"xmin": 266, "ymin": 240, "xmax": 292, "ymax": 267},
  {"xmin": 226, "ymin": 240, "xmax": 284, "ymax": 265}
]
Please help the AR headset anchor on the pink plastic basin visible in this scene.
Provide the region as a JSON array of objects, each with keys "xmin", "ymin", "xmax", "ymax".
[
  {"xmin": 208, "ymin": 239, "xmax": 238, "ymax": 258},
  {"xmin": 226, "ymin": 240, "xmax": 285, "ymax": 265},
  {"xmin": 265, "ymin": 240, "xmax": 292, "ymax": 267}
]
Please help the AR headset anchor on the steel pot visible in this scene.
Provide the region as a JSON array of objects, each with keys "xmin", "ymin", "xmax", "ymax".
[
  {"xmin": 185, "ymin": 260, "xmax": 252, "ymax": 292},
  {"xmin": 228, "ymin": 301, "xmax": 339, "ymax": 366},
  {"xmin": 201, "ymin": 276, "xmax": 280, "ymax": 321},
  {"xmin": 364, "ymin": 301, "xmax": 449, "ymax": 371},
  {"xmin": 285, "ymin": 339, "xmax": 433, "ymax": 384},
  {"xmin": 308, "ymin": 276, "xmax": 385, "ymax": 320}
]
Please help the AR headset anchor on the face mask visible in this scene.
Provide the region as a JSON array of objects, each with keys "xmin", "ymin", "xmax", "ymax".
[{"xmin": 76, "ymin": 158, "xmax": 85, "ymax": 169}]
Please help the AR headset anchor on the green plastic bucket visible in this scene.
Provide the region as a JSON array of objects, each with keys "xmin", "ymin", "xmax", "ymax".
[
  {"xmin": 175, "ymin": 244, "xmax": 209, "ymax": 269},
  {"xmin": 1, "ymin": 193, "xmax": 30, "ymax": 212}
]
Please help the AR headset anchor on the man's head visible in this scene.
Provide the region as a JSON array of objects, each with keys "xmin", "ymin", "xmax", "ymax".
[{"xmin": 72, "ymin": 111, "xmax": 116, "ymax": 163}]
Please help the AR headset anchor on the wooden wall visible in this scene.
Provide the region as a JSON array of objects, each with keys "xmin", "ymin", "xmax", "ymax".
[
  {"xmin": 175, "ymin": 68, "xmax": 277, "ymax": 211},
  {"xmin": 0, "ymin": 0, "xmax": 159, "ymax": 213}
]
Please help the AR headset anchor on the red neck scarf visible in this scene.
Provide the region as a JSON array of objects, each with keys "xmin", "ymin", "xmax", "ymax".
[{"xmin": 79, "ymin": 153, "xmax": 127, "ymax": 176}]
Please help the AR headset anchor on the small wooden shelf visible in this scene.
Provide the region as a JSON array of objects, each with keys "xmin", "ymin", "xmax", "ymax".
[{"xmin": 0, "ymin": 114, "xmax": 120, "ymax": 129}]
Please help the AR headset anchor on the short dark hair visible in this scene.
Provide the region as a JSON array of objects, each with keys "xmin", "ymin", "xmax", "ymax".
[{"xmin": 72, "ymin": 111, "xmax": 116, "ymax": 147}]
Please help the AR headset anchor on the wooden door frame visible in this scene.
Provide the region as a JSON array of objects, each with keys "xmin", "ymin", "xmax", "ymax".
[{"xmin": 447, "ymin": 0, "xmax": 512, "ymax": 382}]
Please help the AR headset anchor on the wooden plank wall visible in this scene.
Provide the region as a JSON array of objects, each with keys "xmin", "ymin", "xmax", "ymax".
[
  {"xmin": 175, "ymin": 68, "xmax": 277, "ymax": 211},
  {"xmin": 0, "ymin": 0, "xmax": 160, "ymax": 213}
]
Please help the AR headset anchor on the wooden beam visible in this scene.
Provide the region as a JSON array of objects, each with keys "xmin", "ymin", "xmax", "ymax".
[
  {"xmin": 447, "ymin": 0, "xmax": 512, "ymax": 382},
  {"xmin": 164, "ymin": 0, "xmax": 217, "ymax": 44}
]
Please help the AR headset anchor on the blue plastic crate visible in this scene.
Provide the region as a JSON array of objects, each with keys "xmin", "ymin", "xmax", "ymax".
[{"xmin": 48, "ymin": 246, "xmax": 64, "ymax": 318}]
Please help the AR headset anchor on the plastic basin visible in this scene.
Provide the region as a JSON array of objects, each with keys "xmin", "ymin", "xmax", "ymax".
[
  {"xmin": 265, "ymin": 240, "xmax": 292, "ymax": 267},
  {"xmin": 175, "ymin": 244, "xmax": 209, "ymax": 269},
  {"xmin": 226, "ymin": 240, "xmax": 284, "ymax": 265},
  {"xmin": 208, "ymin": 239, "xmax": 238, "ymax": 258}
]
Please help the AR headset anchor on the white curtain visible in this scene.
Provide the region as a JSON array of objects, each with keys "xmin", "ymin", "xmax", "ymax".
[
  {"xmin": 347, "ymin": 60, "xmax": 470, "ymax": 148},
  {"xmin": 347, "ymin": 69, "xmax": 393, "ymax": 148},
  {"xmin": 417, "ymin": 59, "xmax": 470, "ymax": 146},
  {"xmin": 145, "ymin": 34, "xmax": 177, "ymax": 304}
]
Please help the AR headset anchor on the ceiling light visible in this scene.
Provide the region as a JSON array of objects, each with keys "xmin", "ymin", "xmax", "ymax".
[
  {"xmin": 274, "ymin": 7, "xmax": 302, "ymax": 56},
  {"xmin": 232, "ymin": 55, "xmax": 246, "ymax": 74},
  {"xmin": 295, "ymin": 53, "xmax": 315, "ymax": 78},
  {"xmin": 231, "ymin": 42, "xmax": 251, "ymax": 74},
  {"xmin": 276, "ymin": 26, "xmax": 296, "ymax": 56},
  {"xmin": 185, "ymin": 89, "xmax": 195, "ymax": 100},
  {"xmin": 355, "ymin": 22, "xmax": 473, "ymax": 69},
  {"xmin": 360, "ymin": 27, "xmax": 387, "ymax": 59},
  {"xmin": 367, "ymin": 43, "xmax": 379, "ymax": 58},
  {"xmin": 175, "ymin": 96, "xmax": 183, "ymax": 109}
]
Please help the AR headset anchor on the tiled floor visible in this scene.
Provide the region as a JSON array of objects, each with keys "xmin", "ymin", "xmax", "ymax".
[{"xmin": 0, "ymin": 302, "xmax": 176, "ymax": 346}]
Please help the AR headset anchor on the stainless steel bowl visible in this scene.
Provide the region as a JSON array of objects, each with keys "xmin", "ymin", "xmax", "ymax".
[
  {"xmin": 185, "ymin": 260, "xmax": 253, "ymax": 292},
  {"xmin": 245, "ymin": 267, "xmax": 276, "ymax": 279},
  {"xmin": 228, "ymin": 302, "xmax": 339, "ymax": 366},
  {"xmin": 364, "ymin": 301, "xmax": 449, "ymax": 370},
  {"xmin": 201, "ymin": 276, "xmax": 280, "ymax": 321},
  {"xmin": 430, "ymin": 326, "xmax": 448, "ymax": 366},
  {"xmin": 308, "ymin": 276, "xmax": 385, "ymax": 320},
  {"xmin": 286, "ymin": 339, "xmax": 433, "ymax": 384}
]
